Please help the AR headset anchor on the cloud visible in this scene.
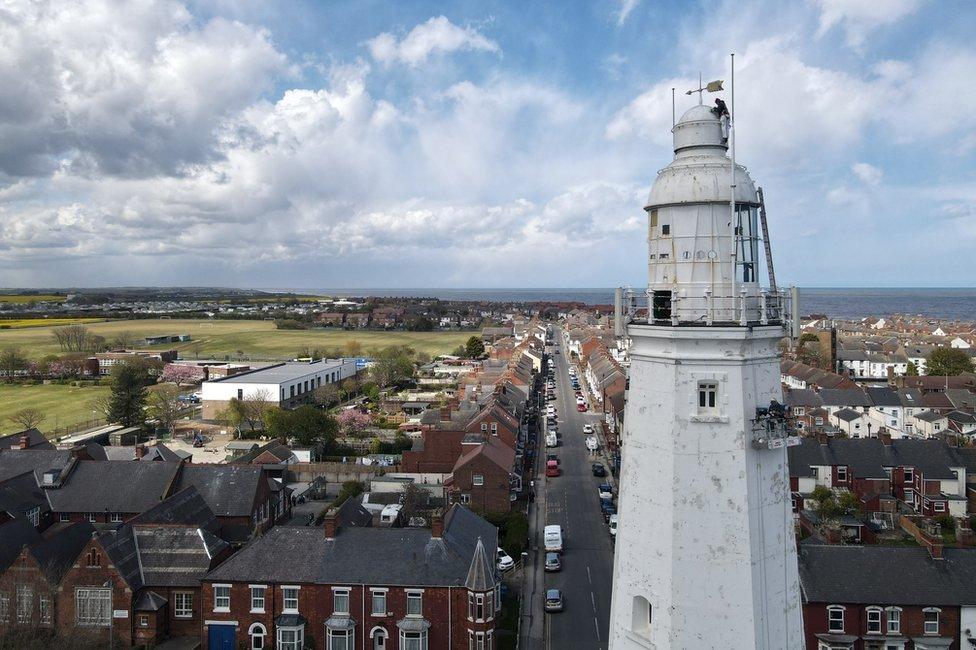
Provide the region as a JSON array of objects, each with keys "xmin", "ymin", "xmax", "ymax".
[
  {"xmin": 814, "ymin": 0, "xmax": 921, "ymax": 49},
  {"xmin": 616, "ymin": 0, "xmax": 640, "ymax": 26},
  {"xmin": 851, "ymin": 162, "xmax": 882, "ymax": 185},
  {"xmin": 365, "ymin": 16, "xmax": 499, "ymax": 67}
]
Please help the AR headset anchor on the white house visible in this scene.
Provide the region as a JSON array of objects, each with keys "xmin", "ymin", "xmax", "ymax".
[{"xmin": 912, "ymin": 410, "xmax": 949, "ymax": 438}]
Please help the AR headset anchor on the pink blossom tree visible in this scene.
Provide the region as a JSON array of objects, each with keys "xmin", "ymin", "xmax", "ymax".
[
  {"xmin": 336, "ymin": 409, "xmax": 372, "ymax": 436},
  {"xmin": 160, "ymin": 363, "xmax": 206, "ymax": 386}
]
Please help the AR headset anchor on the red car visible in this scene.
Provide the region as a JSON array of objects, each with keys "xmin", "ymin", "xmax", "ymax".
[
  {"xmin": 577, "ymin": 403, "xmax": 587, "ymax": 412},
  {"xmin": 545, "ymin": 460, "xmax": 561, "ymax": 477}
]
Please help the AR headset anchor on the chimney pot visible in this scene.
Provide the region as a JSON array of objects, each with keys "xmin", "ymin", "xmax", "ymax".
[
  {"xmin": 18, "ymin": 434, "xmax": 30, "ymax": 450},
  {"xmin": 430, "ymin": 512, "xmax": 444, "ymax": 539},
  {"xmin": 324, "ymin": 509, "xmax": 339, "ymax": 539},
  {"xmin": 134, "ymin": 444, "xmax": 146, "ymax": 459}
]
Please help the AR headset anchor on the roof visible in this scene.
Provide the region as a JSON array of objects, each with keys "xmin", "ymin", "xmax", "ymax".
[
  {"xmin": 0, "ymin": 449, "xmax": 72, "ymax": 483},
  {"xmin": 915, "ymin": 410, "xmax": 947, "ymax": 423},
  {"xmin": 211, "ymin": 359, "xmax": 349, "ymax": 385},
  {"xmin": 174, "ymin": 465, "xmax": 266, "ymax": 518},
  {"xmin": 0, "ymin": 518, "xmax": 41, "ymax": 573},
  {"xmin": 865, "ymin": 387, "xmax": 901, "ymax": 407},
  {"xmin": 43, "ymin": 461, "xmax": 182, "ymax": 514},
  {"xmin": 784, "ymin": 389, "xmax": 823, "ymax": 408},
  {"xmin": 451, "ymin": 437, "xmax": 515, "ymax": 475},
  {"xmin": 0, "ymin": 428, "xmax": 53, "ymax": 451},
  {"xmin": 30, "ymin": 520, "xmax": 97, "ymax": 583},
  {"xmin": 789, "ymin": 437, "xmax": 964, "ymax": 481},
  {"xmin": 206, "ymin": 504, "xmax": 497, "ymax": 588},
  {"xmin": 799, "ymin": 544, "xmax": 976, "ymax": 605},
  {"xmin": 833, "ymin": 408, "xmax": 863, "ymax": 422},
  {"xmin": 818, "ymin": 389, "xmax": 872, "ymax": 408},
  {"xmin": 464, "ymin": 537, "xmax": 495, "ymax": 591}
]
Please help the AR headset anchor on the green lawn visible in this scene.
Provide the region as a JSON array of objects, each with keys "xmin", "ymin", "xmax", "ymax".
[
  {"xmin": 0, "ymin": 383, "xmax": 110, "ymax": 436},
  {"xmin": 0, "ymin": 318, "xmax": 476, "ymax": 361}
]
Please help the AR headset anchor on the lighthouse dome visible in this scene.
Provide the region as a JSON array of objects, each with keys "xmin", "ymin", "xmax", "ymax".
[{"xmin": 646, "ymin": 104, "xmax": 758, "ymax": 210}]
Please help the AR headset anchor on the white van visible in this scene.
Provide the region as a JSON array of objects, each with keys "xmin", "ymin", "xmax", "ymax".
[
  {"xmin": 546, "ymin": 433, "xmax": 558, "ymax": 448},
  {"xmin": 544, "ymin": 524, "xmax": 563, "ymax": 552}
]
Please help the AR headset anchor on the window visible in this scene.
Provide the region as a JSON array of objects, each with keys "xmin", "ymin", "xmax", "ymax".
[
  {"xmin": 866, "ymin": 607, "xmax": 882, "ymax": 633},
  {"xmin": 904, "ymin": 468, "xmax": 914, "ymax": 483},
  {"xmin": 371, "ymin": 590, "xmax": 387, "ymax": 616},
  {"xmin": 213, "ymin": 585, "xmax": 230, "ymax": 611},
  {"xmin": 174, "ymin": 592, "xmax": 193, "ymax": 618},
  {"xmin": 827, "ymin": 606, "xmax": 844, "ymax": 633},
  {"xmin": 328, "ymin": 628, "xmax": 353, "ymax": 650},
  {"xmin": 490, "ymin": 422, "xmax": 498, "ymax": 434},
  {"xmin": 473, "ymin": 474, "xmax": 484, "ymax": 486},
  {"xmin": 924, "ymin": 608, "xmax": 939, "ymax": 634},
  {"xmin": 332, "ymin": 588, "xmax": 349, "ymax": 615},
  {"xmin": 75, "ymin": 587, "xmax": 111, "ymax": 626},
  {"xmin": 283, "ymin": 586, "xmax": 300, "ymax": 613},
  {"xmin": 86, "ymin": 548, "xmax": 101, "ymax": 567},
  {"xmin": 278, "ymin": 625, "xmax": 305, "ymax": 650},
  {"xmin": 39, "ymin": 594, "xmax": 51, "ymax": 624},
  {"xmin": 661, "ymin": 224, "xmax": 670, "ymax": 236},
  {"xmin": 933, "ymin": 501, "xmax": 946, "ymax": 512},
  {"xmin": 837, "ymin": 466, "xmax": 848, "ymax": 482},
  {"xmin": 110, "ymin": 512, "xmax": 122, "ymax": 523},
  {"xmin": 0, "ymin": 593, "xmax": 7, "ymax": 623},
  {"xmin": 460, "ymin": 494, "xmax": 471, "ymax": 505},
  {"xmin": 16, "ymin": 585, "xmax": 33, "ymax": 624},
  {"xmin": 87, "ymin": 513, "xmax": 98, "ymax": 523},
  {"xmin": 886, "ymin": 607, "xmax": 901, "ymax": 634},
  {"xmin": 27, "ymin": 507, "xmax": 40, "ymax": 527},
  {"xmin": 480, "ymin": 423, "xmax": 488, "ymax": 432},
  {"xmin": 250, "ymin": 585, "xmax": 266, "ymax": 612},
  {"xmin": 249, "ymin": 623, "xmax": 267, "ymax": 650},
  {"xmin": 139, "ymin": 615, "xmax": 149, "ymax": 627},
  {"xmin": 632, "ymin": 596, "xmax": 652, "ymax": 638},
  {"xmin": 59, "ymin": 513, "xmax": 69, "ymax": 523},
  {"xmin": 468, "ymin": 631, "xmax": 489, "ymax": 650},
  {"xmin": 400, "ymin": 630, "xmax": 427, "ymax": 650},
  {"xmin": 406, "ymin": 590, "xmax": 423, "ymax": 616},
  {"xmin": 698, "ymin": 382, "xmax": 718, "ymax": 412}
]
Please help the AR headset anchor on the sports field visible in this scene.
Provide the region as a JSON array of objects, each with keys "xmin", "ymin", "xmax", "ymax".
[
  {"xmin": 0, "ymin": 383, "xmax": 110, "ymax": 436},
  {"xmin": 0, "ymin": 317, "xmax": 105, "ymax": 329},
  {"xmin": 0, "ymin": 319, "xmax": 475, "ymax": 360},
  {"xmin": 0, "ymin": 294, "xmax": 66, "ymax": 304}
]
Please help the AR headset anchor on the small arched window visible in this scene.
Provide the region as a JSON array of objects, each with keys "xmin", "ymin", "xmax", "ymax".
[
  {"xmin": 86, "ymin": 549, "xmax": 101, "ymax": 568},
  {"xmin": 632, "ymin": 595, "xmax": 651, "ymax": 638},
  {"xmin": 248, "ymin": 622, "xmax": 267, "ymax": 650}
]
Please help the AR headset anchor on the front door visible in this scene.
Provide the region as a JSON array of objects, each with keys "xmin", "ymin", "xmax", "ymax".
[
  {"xmin": 373, "ymin": 630, "xmax": 387, "ymax": 649},
  {"xmin": 208, "ymin": 623, "xmax": 236, "ymax": 650}
]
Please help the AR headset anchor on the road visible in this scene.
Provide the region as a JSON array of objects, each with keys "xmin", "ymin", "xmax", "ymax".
[{"xmin": 542, "ymin": 330, "xmax": 614, "ymax": 650}]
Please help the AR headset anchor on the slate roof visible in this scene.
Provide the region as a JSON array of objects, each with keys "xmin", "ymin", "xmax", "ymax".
[
  {"xmin": 799, "ymin": 543, "xmax": 976, "ymax": 605},
  {"xmin": 206, "ymin": 504, "xmax": 498, "ymax": 588},
  {"xmin": 788, "ymin": 437, "xmax": 963, "ymax": 481},
  {"xmin": 915, "ymin": 410, "xmax": 947, "ymax": 423},
  {"xmin": 784, "ymin": 389, "xmax": 823, "ymax": 408},
  {"xmin": 174, "ymin": 465, "xmax": 265, "ymax": 517},
  {"xmin": 833, "ymin": 408, "xmax": 862, "ymax": 423},
  {"xmin": 30, "ymin": 521, "xmax": 96, "ymax": 583},
  {"xmin": 464, "ymin": 537, "xmax": 495, "ymax": 591},
  {"xmin": 0, "ymin": 471, "xmax": 49, "ymax": 518},
  {"xmin": 818, "ymin": 389, "xmax": 872, "ymax": 408},
  {"xmin": 43, "ymin": 460, "xmax": 181, "ymax": 514},
  {"xmin": 0, "ymin": 449, "xmax": 72, "ymax": 483},
  {"xmin": 0, "ymin": 518, "xmax": 41, "ymax": 573},
  {"xmin": 865, "ymin": 387, "xmax": 901, "ymax": 407},
  {"xmin": 0, "ymin": 428, "xmax": 53, "ymax": 451}
]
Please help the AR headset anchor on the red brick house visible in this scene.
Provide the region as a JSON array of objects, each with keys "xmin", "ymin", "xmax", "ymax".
[
  {"xmin": 401, "ymin": 429, "xmax": 466, "ymax": 473},
  {"xmin": 799, "ymin": 543, "xmax": 976, "ymax": 649},
  {"xmin": 445, "ymin": 436, "xmax": 515, "ymax": 514},
  {"xmin": 200, "ymin": 503, "xmax": 500, "ymax": 650}
]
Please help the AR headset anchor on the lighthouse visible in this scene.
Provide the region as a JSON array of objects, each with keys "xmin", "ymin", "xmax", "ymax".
[{"xmin": 607, "ymin": 99, "xmax": 803, "ymax": 649}]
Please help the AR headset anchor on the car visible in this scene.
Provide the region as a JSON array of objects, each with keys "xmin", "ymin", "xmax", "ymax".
[
  {"xmin": 608, "ymin": 514, "xmax": 618, "ymax": 536},
  {"xmin": 546, "ymin": 460, "xmax": 561, "ymax": 477},
  {"xmin": 545, "ymin": 589, "xmax": 564, "ymax": 612},
  {"xmin": 602, "ymin": 504, "xmax": 617, "ymax": 523},
  {"xmin": 582, "ymin": 424, "xmax": 594, "ymax": 435},
  {"xmin": 544, "ymin": 524, "xmax": 563, "ymax": 552},
  {"xmin": 546, "ymin": 453, "xmax": 559, "ymax": 463},
  {"xmin": 599, "ymin": 482, "xmax": 614, "ymax": 495},
  {"xmin": 592, "ymin": 463, "xmax": 607, "ymax": 477},
  {"xmin": 577, "ymin": 403, "xmax": 587, "ymax": 412},
  {"xmin": 497, "ymin": 548, "xmax": 514, "ymax": 572},
  {"xmin": 545, "ymin": 552, "xmax": 562, "ymax": 572},
  {"xmin": 585, "ymin": 436, "xmax": 598, "ymax": 451},
  {"xmin": 576, "ymin": 397, "xmax": 586, "ymax": 405}
]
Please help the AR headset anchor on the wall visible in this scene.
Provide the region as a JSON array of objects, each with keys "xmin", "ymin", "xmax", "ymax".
[{"xmin": 285, "ymin": 462, "xmax": 390, "ymax": 484}]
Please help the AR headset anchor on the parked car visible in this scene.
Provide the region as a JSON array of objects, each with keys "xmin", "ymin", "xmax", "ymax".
[
  {"xmin": 601, "ymin": 501, "xmax": 617, "ymax": 522},
  {"xmin": 598, "ymin": 482, "xmax": 614, "ymax": 496},
  {"xmin": 592, "ymin": 463, "xmax": 607, "ymax": 477},
  {"xmin": 497, "ymin": 548, "xmax": 514, "ymax": 572},
  {"xmin": 545, "ymin": 552, "xmax": 562, "ymax": 572},
  {"xmin": 582, "ymin": 424, "xmax": 594, "ymax": 434},
  {"xmin": 577, "ymin": 403, "xmax": 587, "ymax": 412},
  {"xmin": 546, "ymin": 460, "xmax": 561, "ymax": 477},
  {"xmin": 544, "ymin": 525, "xmax": 563, "ymax": 552},
  {"xmin": 547, "ymin": 453, "xmax": 559, "ymax": 463},
  {"xmin": 608, "ymin": 514, "xmax": 618, "ymax": 536},
  {"xmin": 545, "ymin": 589, "xmax": 564, "ymax": 612},
  {"xmin": 585, "ymin": 436, "xmax": 599, "ymax": 451}
]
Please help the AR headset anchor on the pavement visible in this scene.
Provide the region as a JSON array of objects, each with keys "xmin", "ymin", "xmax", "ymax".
[{"xmin": 520, "ymin": 329, "xmax": 614, "ymax": 650}]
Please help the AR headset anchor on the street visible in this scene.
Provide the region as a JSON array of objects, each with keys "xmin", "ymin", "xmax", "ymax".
[{"xmin": 540, "ymin": 330, "xmax": 614, "ymax": 649}]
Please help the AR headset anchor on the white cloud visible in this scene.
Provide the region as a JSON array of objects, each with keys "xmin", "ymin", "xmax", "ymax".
[
  {"xmin": 851, "ymin": 162, "xmax": 882, "ymax": 185},
  {"xmin": 814, "ymin": 0, "xmax": 921, "ymax": 49},
  {"xmin": 617, "ymin": 0, "xmax": 640, "ymax": 26},
  {"xmin": 366, "ymin": 16, "xmax": 499, "ymax": 67}
]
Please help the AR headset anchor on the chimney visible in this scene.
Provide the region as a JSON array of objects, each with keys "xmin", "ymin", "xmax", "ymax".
[
  {"xmin": 134, "ymin": 444, "xmax": 146, "ymax": 459},
  {"xmin": 825, "ymin": 526, "xmax": 842, "ymax": 544},
  {"xmin": 430, "ymin": 512, "xmax": 444, "ymax": 539},
  {"xmin": 18, "ymin": 433, "xmax": 30, "ymax": 450},
  {"xmin": 815, "ymin": 431, "xmax": 829, "ymax": 446},
  {"xmin": 957, "ymin": 526, "xmax": 975, "ymax": 548},
  {"xmin": 928, "ymin": 541, "xmax": 944, "ymax": 560},
  {"xmin": 323, "ymin": 508, "xmax": 339, "ymax": 540},
  {"xmin": 879, "ymin": 430, "xmax": 892, "ymax": 446}
]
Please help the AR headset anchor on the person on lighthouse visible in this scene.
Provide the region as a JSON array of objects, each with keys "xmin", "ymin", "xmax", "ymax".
[{"xmin": 712, "ymin": 97, "xmax": 730, "ymax": 142}]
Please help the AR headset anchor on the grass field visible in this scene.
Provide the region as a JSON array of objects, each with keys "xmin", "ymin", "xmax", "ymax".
[
  {"xmin": 0, "ymin": 317, "xmax": 105, "ymax": 329},
  {"xmin": 0, "ymin": 294, "xmax": 66, "ymax": 304},
  {"xmin": 0, "ymin": 383, "xmax": 110, "ymax": 436},
  {"xmin": 0, "ymin": 318, "xmax": 476, "ymax": 360}
]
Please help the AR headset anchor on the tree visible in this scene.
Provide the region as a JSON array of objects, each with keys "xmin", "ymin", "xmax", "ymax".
[
  {"xmin": 160, "ymin": 363, "xmax": 205, "ymax": 386},
  {"xmin": 52, "ymin": 324, "xmax": 89, "ymax": 352},
  {"xmin": 837, "ymin": 491, "xmax": 860, "ymax": 516},
  {"xmin": 340, "ymin": 377, "xmax": 360, "ymax": 398},
  {"xmin": 464, "ymin": 336, "xmax": 485, "ymax": 359},
  {"xmin": 925, "ymin": 347, "xmax": 975, "ymax": 376},
  {"xmin": 810, "ymin": 485, "xmax": 841, "ymax": 521},
  {"xmin": 111, "ymin": 330, "xmax": 134, "ymax": 349},
  {"xmin": 225, "ymin": 388, "xmax": 273, "ymax": 432},
  {"xmin": 0, "ymin": 346, "xmax": 28, "ymax": 380},
  {"xmin": 369, "ymin": 346, "xmax": 416, "ymax": 387},
  {"xmin": 336, "ymin": 409, "xmax": 372, "ymax": 436},
  {"xmin": 107, "ymin": 361, "xmax": 153, "ymax": 427},
  {"xmin": 148, "ymin": 385, "xmax": 182, "ymax": 434},
  {"xmin": 343, "ymin": 340, "xmax": 363, "ymax": 357},
  {"xmin": 264, "ymin": 405, "xmax": 338, "ymax": 447},
  {"xmin": 10, "ymin": 407, "xmax": 45, "ymax": 431},
  {"xmin": 906, "ymin": 361, "xmax": 919, "ymax": 376},
  {"xmin": 313, "ymin": 382, "xmax": 342, "ymax": 407}
]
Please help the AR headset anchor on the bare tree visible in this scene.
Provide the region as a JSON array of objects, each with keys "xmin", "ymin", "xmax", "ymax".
[
  {"xmin": 89, "ymin": 394, "xmax": 112, "ymax": 422},
  {"xmin": 223, "ymin": 388, "xmax": 274, "ymax": 433},
  {"xmin": 313, "ymin": 382, "xmax": 341, "ymax": 407},
  {"xmin": 148, "ymin": 385, "xmax": 182, "ymax": 434},
  {"xmin": 10, "ymin": 407, "xmax": 45, "ymax": 431},
  {"xmin": 51, "ymin": 324, "xmax": 89, "ymax": 352},
  {"xmin": 110, "ymin": 330, "xmax": 134, "ymax": 349}
]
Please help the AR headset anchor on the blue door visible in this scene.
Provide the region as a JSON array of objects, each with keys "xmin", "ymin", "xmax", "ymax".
[{"xmin": 208, "ymin": 624, "xmax": 235, "ymax": 650}]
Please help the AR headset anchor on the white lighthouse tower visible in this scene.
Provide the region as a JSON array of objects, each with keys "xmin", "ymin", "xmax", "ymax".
[{"xmin": 607, "ymin": 97, "xmax": 803, "ymax": 649}]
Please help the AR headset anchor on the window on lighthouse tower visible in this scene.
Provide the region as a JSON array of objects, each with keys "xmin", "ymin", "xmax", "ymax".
[{"xmin": 698, "ymin": 382, "xmax": 718, "ymax": 413}]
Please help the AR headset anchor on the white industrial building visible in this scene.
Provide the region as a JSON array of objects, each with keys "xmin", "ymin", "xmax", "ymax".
[
  {"xmin": 200, "ymin": 359, "xmax": 358, "ymax": 419},
  {"xmin": 608, "ymin": 97, "xmax": 803, "ymax": 648}
]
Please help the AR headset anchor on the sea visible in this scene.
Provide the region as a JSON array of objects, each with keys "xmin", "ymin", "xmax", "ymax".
[{"xmin": 276, "ymin": 287, "xmax": 976, "ymax": 321}]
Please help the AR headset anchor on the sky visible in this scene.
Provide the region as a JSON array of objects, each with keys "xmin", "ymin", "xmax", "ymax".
[{"xmin": 1, "ymin": 0, "xmax": 975, "ymax": 290}]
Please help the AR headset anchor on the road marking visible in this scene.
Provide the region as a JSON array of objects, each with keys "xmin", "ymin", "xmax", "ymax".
[
  {"xmin": 587, "ymin": 566, "xmax": 592, "ymax": 585},
  {"xmin": 594, "ymin": 617, "xmax": 602, "ymax": 642},
  {"xmin": 591, "ymin": 591, "xmax": 597, "ymax": 613}
]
